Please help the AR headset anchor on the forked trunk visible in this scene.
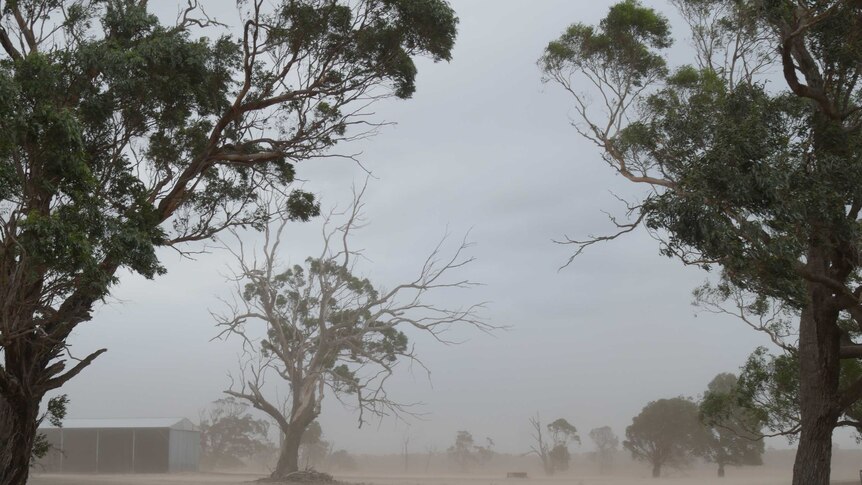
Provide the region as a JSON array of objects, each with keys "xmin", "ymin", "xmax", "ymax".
[
  {"xmin": 271, "ymin": 397, "xmax": 318, "ymax": 479},
  {"xmin": 0, "ymin": 394, "xmax": 39, "ymax": 485}
]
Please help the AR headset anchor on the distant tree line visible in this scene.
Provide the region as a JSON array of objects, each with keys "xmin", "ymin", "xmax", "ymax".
[
  {"xmin": 515, "ymin": 373, "xmax": 763, "ymax": 478},
  {"xmin": 197, "ymin": 371, "xmax": 763, "ymax": 479}
]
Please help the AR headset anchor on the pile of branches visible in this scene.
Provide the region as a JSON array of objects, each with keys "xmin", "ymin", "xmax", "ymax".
[{"xmin": 257, "ymin": 470, "xmax": 337, "ymax": 484}]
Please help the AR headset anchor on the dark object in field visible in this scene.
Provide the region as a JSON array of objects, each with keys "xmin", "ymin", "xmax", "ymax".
[
  {"xmin": 506, "ymin": 472, "xmax": 528, "ymax": 478},
  {"xmin": 257, "ymin": 470, "xmax": 336, "ymax": 483}
]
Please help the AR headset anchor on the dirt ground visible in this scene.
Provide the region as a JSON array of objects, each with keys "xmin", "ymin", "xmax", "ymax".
[
  {"xmin": 26, "ymin": 449, "xmax": 862, "ymax": 485},
  {"xmin": 24, "ymin": 472, "xmax": 862, "ymax": 485}
]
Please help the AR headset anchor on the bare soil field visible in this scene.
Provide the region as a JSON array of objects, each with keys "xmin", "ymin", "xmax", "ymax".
[
  {"xmin": 27, "ymin": 450, "xmax": 862, "ymax": 485},
  {"xmin": 24, "ymin": 472, "xmax": 862, "ymax": 485}
]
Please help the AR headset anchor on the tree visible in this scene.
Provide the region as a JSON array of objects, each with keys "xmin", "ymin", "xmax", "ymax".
[
  {"xmin": 299, "ymin": 421, "xmax": 330, "ymax": 470},
  {"xmin": 401, "ymin": 433, "xmax": 410, "ymax": 472},
  {"xmin": 698, "ymin": 373, "xmax": 765, "ymax": 477},
  {"xmin": 541, "ymin": 1, "xmax": 862, "ymax": 484},
  {"xmin": 448, "ymin": 430, "xmax": 475, "ymax": 472},
  {"xmin": 328, "ymin": 449, "xmax": 357, "ymax": 471},
  {"xmin": 476, "ymin": 437, "xmax": 494, "ymax": 465},
  {"xmin": 424, "ymin": 444, "xmax": 438, "ymax": 473},
  {"xmin": 528, "ymin": 415, "xmax": 552, "ymax": 475},
  {"xmin": 0, "ymin": 1, "xmax": 458, "ymax": 483},
  {"xmin": 547, "ymin": 418, "xmax": 579, "ymax": 472},
  {"xmin": 529, "ymin": 415, "xmax": 579, "ymax": 475},
  {"xmin": 588, "ymin": 426, "xmax": 618, "ymax": 475},
  {"xmin": 623, "ymin": 397, "xmax": 704, "ymax": 478},
  {"xmin": 214, "ymin": 187, "xmax": 489, "ymax": 479},
  {"xmin": 696, "ymin": 280, "xmax": 862, "ymax": 441},
  {"xmin": 199, "ymin": 397, "xmax": 272, "ymax": 470},
  {"xmin": 447, "ymin": 430, "xmax": 493, "ymax": 472}
]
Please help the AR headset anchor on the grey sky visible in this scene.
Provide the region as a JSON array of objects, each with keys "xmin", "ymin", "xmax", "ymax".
[{"xmin": 49, "ymin": 0, "xmax": 846, "ymax": 455}]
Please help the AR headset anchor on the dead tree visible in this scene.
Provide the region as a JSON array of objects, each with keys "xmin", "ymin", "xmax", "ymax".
[
  {"xmin": 529, "ymin": 414, "xmax": 553, "ymax": 475},
  {"xmin": 214, "ymin": 186, "xmax": 490, "ymax": 479}
]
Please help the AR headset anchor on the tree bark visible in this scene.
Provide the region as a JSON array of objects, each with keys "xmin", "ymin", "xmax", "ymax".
[
  {"xmin": 791, "ymin": 278, "xmax": 841, "ymax": 485},
  {"xmin": 651, "ymin": 462, "xmax": 660, "ymax": 478},
  {"xmin": 0, "ymin": 394, "xmax": 39, "ymax": 485},
  {"xmin": 717, "ymin": 462, "xmax": 725, "ymax": 478},
  {"xmin": 273, "ymin": 427, "xmax": 304, "ymax": 478},
  {"xmin": 271, "ymin": 396, "xmax": 318, "ymax": 479}
]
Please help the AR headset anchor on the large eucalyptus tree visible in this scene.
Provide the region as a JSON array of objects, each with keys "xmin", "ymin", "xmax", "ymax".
[
  {"xmin": 213, "ymin": 187, "xmax": 489, "ymax": 478},
  {"xmin": 0, "ymin": 1, "xmax": 457, "ymax": 483},
  {"xmin": 541, "ymin": 1, "xmax": 862, "ymax": 484}
]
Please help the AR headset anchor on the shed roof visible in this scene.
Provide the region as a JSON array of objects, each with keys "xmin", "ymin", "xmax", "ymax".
[{"xmin": 40, "ymin": 417, "xmax": 198, "ymax": 431}]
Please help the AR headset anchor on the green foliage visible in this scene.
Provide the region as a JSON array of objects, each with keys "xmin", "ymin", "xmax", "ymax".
[
  {"xmin": 548, "ymin": 444, "xmax": 570, "ymax": 472},
  {"xmin": 244, "ymin": 255, "xmax": 409, "ymax": 398},
  {"xmin": 589, "ymin": 426, "xmax": 619, "ymax": 473},
  {"xmin": 624, "ymin": 397, "xmax": 706, "ymax": 476},
  {"xmin": 299, "ymin": 421, "xmax": 330, "ymax": 468},
  {"xmin": 448, "ymin": 430, "xmax": 475, "ymax": 472},
  {"xmin": 545, "ymin": 418, "xmax": 579, "ymax": 472},
  {"xmin": 0, "ymin": 0, "xmax": 458, "ymax": 364},
  {"xmin": 547, "ymin": 418, "xmax": 580, "ymax": 445},
  {"xmin": 542, "ymin": 4, "xmax": 862, "ymax": 480},
  {"xmin": 199, "ymin": 397, "xmax": 272, "ymax": 470},
  {"xmin": 732, "ymin": 348, "xmax": 862, "ymax": 440},
  {"xmin": 541, "ymin": 0, "xmax": 670, "ymax": 86},
  {"xmin": 268, "ymin": 0, "xmax": 457, "ymax": 99},
  {"xmin": 735, "ymin": 348, "xmax": 800, "ymax": 437},
  {"xmin": 328, "ymin": 449, "xmax": 358, "ymax": 471},
  {"xmin": 1, "ymin": 2, "xmax": 458, "ymax": 473},
  {"xmin": 30, "ymin": 395, "xmax": 68, "ymax": 462},
  {"xmin": 447, "ymin": 430, "xmax": 493, "ymax": 472},
  {"xmin": 698, "ymin": 373, "xmax": 765, "ymax": 471}
]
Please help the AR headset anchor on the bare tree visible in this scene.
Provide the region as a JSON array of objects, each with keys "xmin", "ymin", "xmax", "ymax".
[
  {"xmin": 424, "ymin": 444, "xmax": 438, "ymax": 474},
  {"xmin": 529, "ymin": 414, "xmax": 552, "ymax": 475},
  {"xmin": 213, "ymin": 185, "xmax": 490, "ymax": 479},
  {"xmin": 402, "ymin": 433, "xmax": 410, "ymax": 473},
  {"xmin": 529, "ymin": 414, "xmax": 579, "ymax": 475}
]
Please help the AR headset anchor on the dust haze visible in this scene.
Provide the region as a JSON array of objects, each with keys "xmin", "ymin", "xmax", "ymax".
[
  {"xmin": 21, "ymin": 0, "xmax": 862, "ymax": 485},
  {"xmin": 26, "ymin": 450, "xmax": 862, "ymax": 485}
]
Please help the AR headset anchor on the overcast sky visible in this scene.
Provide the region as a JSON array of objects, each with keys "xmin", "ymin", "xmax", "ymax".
[{"xmin": 48, "ymin": 0, "xmax": 856, "ymax": 454}]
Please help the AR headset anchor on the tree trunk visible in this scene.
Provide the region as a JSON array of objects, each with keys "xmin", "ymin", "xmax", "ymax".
[
  {"xmin": 792, "ymin": 280, "xmax": 841, "ymax": 485},
  {"xmin": 717, "ymin": 462, "xmax": 725, "ymax": 478},
  {"xmin": 271, "ymin": 397, "xmax": 318, "ymax": 479},
  {"xmin": 792, "ymin": 389, "xmax": 837, "ymax": 485},
  {"xmin": 273, "ymin": 427, "xmax": 304, "ymax": 478},
  {"xmin": 542, "ymin": 457, "xmax": 554, "ymax": 476},
  {"xmin": 0, "ymin": 394, "xmax": 39, "ymax": 485},
  {"xmin": 651, "ymin": 462, "xmax": 660, "ymax": 478}
]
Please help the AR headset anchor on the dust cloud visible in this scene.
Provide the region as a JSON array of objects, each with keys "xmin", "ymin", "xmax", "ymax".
[{"xmin": 27, "ymin": 449, "xmax": 862, "ymax": 485}]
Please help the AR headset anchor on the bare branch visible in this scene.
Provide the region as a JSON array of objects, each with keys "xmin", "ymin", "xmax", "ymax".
[{"xmin": 212, "ymin": 185, "xmax": 494, "ymax": 459}]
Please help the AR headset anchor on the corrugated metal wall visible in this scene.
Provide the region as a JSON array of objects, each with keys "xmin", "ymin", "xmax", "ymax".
[
  {"xmin": 168, "ymin": 429, "xmax": 200, "ymax": 472},
  {"xmin": 34, "ymin": 427, "xmax": 199, "ymax": 473}
]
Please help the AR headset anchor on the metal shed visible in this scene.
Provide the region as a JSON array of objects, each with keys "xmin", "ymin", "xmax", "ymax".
[{"xmin": 37, "ymin": 417, "xmax": 200, "ymax": 473}]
